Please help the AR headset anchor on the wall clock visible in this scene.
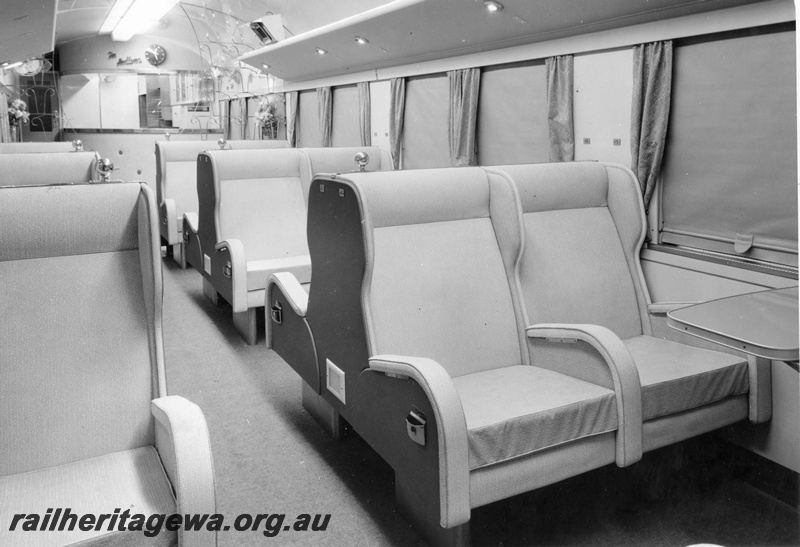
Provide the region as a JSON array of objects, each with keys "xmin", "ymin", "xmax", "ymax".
[{"xmin": 145, "ymin": 44, "xmax": 167, "ymax": 66}]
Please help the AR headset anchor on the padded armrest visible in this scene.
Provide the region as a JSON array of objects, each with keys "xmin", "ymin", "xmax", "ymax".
[
  {"xmin": 267, "ymin": 272, "xmax": 308, "ymax": 317},
  {"xmin": 213, "ymin": 239, "xmax": 246, "ymax": 313},
  {"xmin": 526, "ymin": 324, "xmax": 642, "ymax": 467},
  {"xmin": 160, "ymin": 199, "xmax": 178, "ymax": 244},
  {"xmin": 151, "ymin": 395, "xmax": 216, "ymax": 547},
  {"xmin": 648, "ymin": 302, "xmax": 699, "ymax": 315},
  {"xmin": 368, "ymin": 355, "xmax": 470, "ymax": 528},
  {"xmin": 183, "ymin": 211, "xmax": 199, "ymax": 234}
]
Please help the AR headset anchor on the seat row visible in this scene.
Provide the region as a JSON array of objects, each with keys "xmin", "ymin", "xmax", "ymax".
[
  {"xmin": 266, "ymin": 162, "xmax": 768, "ymax": 544},
  {"xmin": 155, "ymin": 138, "xmax": 392, "ymax": 343}
]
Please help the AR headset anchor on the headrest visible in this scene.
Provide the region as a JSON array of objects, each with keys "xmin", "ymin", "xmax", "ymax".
[
  {"xmin": 0, "ymin": 152, "xmax": 97, "ymax": 187},
  {"xmin": 0, "ymin": 142, "xmax": 77, "ymax": 154},
  {"xmin": 488, "ymin": 162, "xmax": 610, "ymax": 213},
  {"xmin": 157, "ymin": 139, "xmax": 292, "ymax": 162},
  {"xmin": 0, "ymin": 182, "xmax": 146, "ymax": 262},
  {"xmin": 336, "ymin": 167, "xmax": 490, "ymax": 229},
  {"xmin": 201, "ymin": 148, "xmax": 307, "ymax": 181},
  {"xmin": 301, "ymin": 147, "xmax": 390, "ymax": 174}
]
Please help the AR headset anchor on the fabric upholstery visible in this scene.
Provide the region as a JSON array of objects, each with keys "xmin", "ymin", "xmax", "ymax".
[
  {"xmin": 0, "ymin": 183, "xmax": 158, "ymax": 475},
  {"xmin": 0, "ymin": 142, "xmax": 78, "ymax": 153},
  {"xmin": 624, "ymin": 335, "xmax": 749, "ymax": 420},
  {"xmin": 301, "ymin": 146, "xmax": 394, "ymax": 180},
  {"xmin": 0, "ymin": 447, "xmax": 176, "ymax": 547},
  {"xmin": 453, "ymin": 365, "xmax": 617, "ymax": 469},
  {"xmin": 0, "ymin": 152, "xmax": 96, "ymax": 187}
]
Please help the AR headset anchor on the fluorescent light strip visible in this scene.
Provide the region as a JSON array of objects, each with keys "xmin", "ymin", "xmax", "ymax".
[
  {"xmin": 111, "ymin": 0, "xmax": 180, "ymax": 41},
  {"xmin": 99, "ymin": 0, "xmax": 135, "ymax": 35}
]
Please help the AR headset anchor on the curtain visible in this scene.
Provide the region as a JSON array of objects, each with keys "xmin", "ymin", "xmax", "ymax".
[
  {"xmin": 286, "ymin": 91, "xmax": 298, "ymax": 147},
  {"xmin": 389, "ymin": 77, "xmax": 406, "ymax": 169},
  {"xmin": 228, "ymin": 98, "xmax": 247, "ymax": 141},
  {"xmin": 358, "ymin": 82, "xmax": 371, "ymax": 147},
  {"xmin": 545, "ymin": 55, "xmax": 574, "ymax": 162},
  {"xmin": 219, "ymin": 99, "xmax": 230, "ymax": 140},
  {"xmin": 318, "ymin": 87, "xmax": 332, "ymax": 147},
  {"xmin": 631, "ymin": 41, "xmax": 672, "ymax": 211},
  {"xmin": 447, "ymin": 68, "xmax": 480, "ymax": 167}
]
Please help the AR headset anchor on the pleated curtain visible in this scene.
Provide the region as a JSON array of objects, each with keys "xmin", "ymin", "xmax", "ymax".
[
  {"xmin": 219, "ymin": 99, "xmax": 230, "ymax": 140},
  {"xmin": 631, "ymin": 41, "xmax": 672, "ymax": 211},
  {"xmin": 447, "ymin": 68, "xmax": 481, "ymax": 167},
  {"xmin": 358, "ymin": 82, "xmax": 371, "ymax": 147},
  {"xmin": 286, "ymin": 91, "xmax": 299, "ymax": 147},
  {"xmin": 389, "ymin": 77, "xmax": 406, "ymax": 169},
  {"xmin": 545, "ymin": 55, "xmax": 574, "ymax": 162},
  {"xmin": 317, "ymin": 87, "xmax": 332, "ymax": 147}
]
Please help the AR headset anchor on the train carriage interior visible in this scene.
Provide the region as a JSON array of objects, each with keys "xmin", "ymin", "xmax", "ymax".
[{"xmin": 0, "ymin": 0, "xmax": 798, "ymax": 545}]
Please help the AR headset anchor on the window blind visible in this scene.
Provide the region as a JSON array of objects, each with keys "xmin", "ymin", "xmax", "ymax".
[
  {"xmin": 402, "ymin": 74, "xmax": 449, "ymax": 169},
  {"xmin": 332, "ymin": 85, "xmax": 360, "ymax": 147}
]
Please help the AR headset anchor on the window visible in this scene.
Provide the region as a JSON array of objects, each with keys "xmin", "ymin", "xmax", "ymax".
[{"xmin": 660, "ymin": 24, "xmax": 797, "ymax": 267}]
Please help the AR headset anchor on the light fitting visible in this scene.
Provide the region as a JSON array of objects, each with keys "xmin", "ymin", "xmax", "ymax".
[
  {"xmin": 315, "ymin": 48, "xmax": 327, "ymax": 55},
  {"xmin": 109, "ymin": 0, "xmax": 181, "ymax": 41},
  {"xmin": 355, "ymin": 36, "xmax": 369, "ymax": 45},
  {"xmin": 99, "ymin": 0, "xmax": 135, "ymax": 34},
  {"xmin": 484, "ymin": 1, "xmax": 504, "ymax": 13},
  {"xmin": 2, "ymin": 61, "xmax": 22, "ymax": 69}
]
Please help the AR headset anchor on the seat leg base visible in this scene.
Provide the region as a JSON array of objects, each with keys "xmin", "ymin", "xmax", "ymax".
[
  {"xmin": 202, "ymin": 278, "xmax": 219, "ymax": 305},
  {"xmin": 233, "ymin": 308, "xmax": 258, "ymax": 345},
  {"xmin": 171, "ymin": 243, "xmax": 186, "ymax": 269},
  {"xmin": 395, "ymin": 473, "xmax": 470, "ymax": 546},
  {"xmin": 302, "ymin": 381, "xmax": 343, "ymax": 439}
]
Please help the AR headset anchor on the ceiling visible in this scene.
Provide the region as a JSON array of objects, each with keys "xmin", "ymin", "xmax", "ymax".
[
  {"xmin": 241, "ymin": 0, "xmax": 773, "ymax": 81},
  {"xmin": 0, "ymin": 0, "xmax": 779, "ymax": 80}
]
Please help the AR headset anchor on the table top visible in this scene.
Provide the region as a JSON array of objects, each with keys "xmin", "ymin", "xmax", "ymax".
[{"xmin": 667, "ymin": 286, "xmax": 799, "ymax": 362}]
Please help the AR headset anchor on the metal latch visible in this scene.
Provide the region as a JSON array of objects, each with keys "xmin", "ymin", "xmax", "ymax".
[
  {"xmin": 223, "ymin": 261, "xmax": 231, "ymax": 278},
  {"xmin": 271, "ymin": 301, "xmax": 283, "ymax": 324},
  {"xmin": 182, "ymin": 232, "xmax": 189, "ymax": 243},
  {"xmin": 406, "ymin": 410, "xmax": 426, "ymax": 446}
]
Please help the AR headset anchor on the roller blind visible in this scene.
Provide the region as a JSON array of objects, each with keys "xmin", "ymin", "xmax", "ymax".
[
  {"xmin": 298, "ymin": 90, "xmax": 320, "ymax": 148},
  {"xmin": 403, "ymin": 74, "xmax": 449, "ymax": 169},
  {"xmin": 660, "ymin": 25, "xmax": 797, "ymax": 266},
  {"xmin": 478, "ymin": 61, "xmax": 549, "ymax": 166},
  {"xmin": 332, "ymin": 85, "xmax": 360, "ymax": 147}
]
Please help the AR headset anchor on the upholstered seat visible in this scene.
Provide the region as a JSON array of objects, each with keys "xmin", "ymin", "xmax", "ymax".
[
  {"xmin": 0, "ymin": 181, "xmax": 216, "ymax": 547},
  {"xmin": 267, "ymin": 167, "xmax": 641, "ymax": 545},
  {"xmin": 0, "ymin": 447, "xmax": 175, "ymax": 547},
  {"xmin": 0, "ymin": 141, "xmax": 81, "ymax": 153},
  {"xmin": 624, "ymin": 336, "xmax": 748, "ymax": 420},
  {"xmin": 453, "ymin": 366, "xmax": 617, "ymax": 470},
  {"xmin": 488, "ymin": 161, "xmax": 764, "ymax": 455},
  {"xmin": 0, "ymin": 151, "xmax": 98, "ymax": 186},
  {"xmin": 155, "ymin": 138, "xmax": 290, "ymax": 268}
]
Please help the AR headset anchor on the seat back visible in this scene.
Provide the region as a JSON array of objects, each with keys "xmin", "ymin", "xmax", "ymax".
[
  {"xmin": 0, "ymin": 182, "xmax": 163, "ymax": 476},
  {"xmin": 155, "ymin": 139, "xmax": 289, "ymax": 218},
  {"xmin": 0, "ymin": 152, "xmax": 97, "ymax": 187},
  {"xmin": 307, "ymin": 168, "xmax": 526, "ymax": 388},
  {"xmin": 197, "ymin": 148, "xmax": 312, "ymax": 265},
  {"xmin": 301, "ymin": 146, "xmax": 394, "ymax": 178},
  {"xmin": 488, "ymin": 162, "xmax": 651, "ymax": 338},
  {"xmin": 0, "ymin": 142, "xmax": 79, "ymax": 154}
]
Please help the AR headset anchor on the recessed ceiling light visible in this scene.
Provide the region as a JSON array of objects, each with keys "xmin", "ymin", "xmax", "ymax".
[
  {"xmin": 262, "ymin": 63, "xmax": 270, "ymax": 69},
  {"xmin": 484, "ymin": 0, "xmax": 503, "ymax": 13},
  {"xmin": 355, "ymin": 36, "xmax": 369, "ymax": 45},
  {"xmin": 315, "ymin": 47, "xmax": 327, "ymax": 55}
]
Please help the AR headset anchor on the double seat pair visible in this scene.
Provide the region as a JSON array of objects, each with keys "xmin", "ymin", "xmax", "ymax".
[
  {"xmin": 267, "ymin": 161, "xmax": 768, "ymax": 545},
  {"xmin": 188, "ymin": 146, "xmax": 393, "ymax": 344},
  {"xmin": 155, "ymin": 139, "xmax": 291, "ymax": 269}
]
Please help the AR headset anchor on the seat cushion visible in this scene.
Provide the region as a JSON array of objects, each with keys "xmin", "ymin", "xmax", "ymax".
[
  {"xmin": 246, "ymin": 255, "xmax": 312, "ymax": 291},
  {"xmin": 453, "ymin": 365, "xmax": 617, "ymax": 470},
  {"xmin": 624, "ymin": 335, "xmax": 749, "ymax": 421},
  {"xmin": 0, "ymin": 446, "xmax": 176, "ymax": 547}
]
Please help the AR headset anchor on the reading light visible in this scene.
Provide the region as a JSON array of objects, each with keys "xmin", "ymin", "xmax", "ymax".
[
  {"xmin": 315, "ymin": 48, "xmax": 327, "ymax": 55},
  {"xmin": 111, "ymin": 0, "xmax": 180, "ymax": 41},
  {"xmin": 355, "ymin": 36, "xmax": 369, "ymax": 45},
  {"xmin": 484, "ymin": 0, "xmax": 504, "ymax": 12}
]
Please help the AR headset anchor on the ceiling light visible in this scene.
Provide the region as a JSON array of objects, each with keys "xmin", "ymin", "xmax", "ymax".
[
  {"xmin": 2, "ymin": 61, "xmax": 22, "ymax": 69},
  {"xmin": 355, "ymin": 36, "xmax": 369, "ymax": 45},
  {"xmin": 262, "ymin": 64, "xmax": 270, "ymax": 70},
  {"xmin": 315, "ymin": 48, "xmax": 327, "ymax": 55},
  {"xmin": 99, "ymin": 0, "xmax": 135, "ymax": 34},
  {"xmin": 484, "ymin": 1, "xmax": 504, "ymax": 13},
  {"xmin": 111, "ymin": 0, "xmax": 180, "ymax": 41}
]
